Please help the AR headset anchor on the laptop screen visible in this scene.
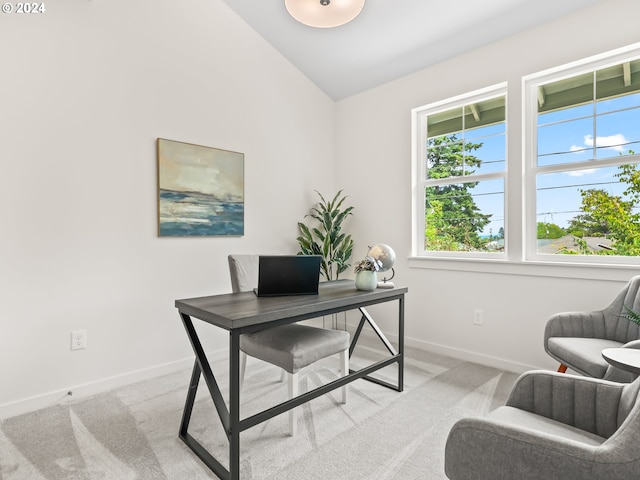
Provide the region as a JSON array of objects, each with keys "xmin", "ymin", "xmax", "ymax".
[{"xmin": 255, "ymin": 255, "xmax": 322, "ymax": 297}]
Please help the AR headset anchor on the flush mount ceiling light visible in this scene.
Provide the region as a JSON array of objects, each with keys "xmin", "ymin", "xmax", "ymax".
[{"xmin": 285, "ymin": 0, "xmax": 365, "ymax": 28}]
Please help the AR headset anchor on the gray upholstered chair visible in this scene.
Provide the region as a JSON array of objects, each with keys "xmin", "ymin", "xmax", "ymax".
[
  {"xmin": 544, "ymin": 275, "xmax": 640, "ymax": 383},
  {"xmin": 228, "ymin": 254, "xmax": 349, "ymax": 436},
  {"xmin": 445, "ymin": 370, "xmax": 640, "ymax": 480}
]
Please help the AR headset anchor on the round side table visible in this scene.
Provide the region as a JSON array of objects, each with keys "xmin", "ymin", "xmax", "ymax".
[{"xmin": 601, "ymin": 348, "xmax": 640, "ymax": 375}]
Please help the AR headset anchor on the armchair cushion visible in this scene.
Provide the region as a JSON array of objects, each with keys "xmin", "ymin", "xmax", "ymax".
[{"xmin": 547, "ymin": 337, "xmax": 623, "ymax": 377}]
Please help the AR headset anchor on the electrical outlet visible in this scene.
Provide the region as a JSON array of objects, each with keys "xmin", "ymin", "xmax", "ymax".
[
  {"xmin": 473, "ymin": 309, "xmax": 484, "ymax": 326},
  {"xmin": 71, "ymin": 330, "xmax": 86, "ymax": 350}
]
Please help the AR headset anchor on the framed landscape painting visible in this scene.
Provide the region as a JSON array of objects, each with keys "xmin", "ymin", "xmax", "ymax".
[{"xmin": 157, "ymin": 138, "xmax": 244, "ymax": 236}]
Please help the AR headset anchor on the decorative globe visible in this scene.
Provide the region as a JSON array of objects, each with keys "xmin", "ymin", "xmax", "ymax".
[{"xmin": 367, "ymin": 244, "xmax": 396, "ymax": 272}]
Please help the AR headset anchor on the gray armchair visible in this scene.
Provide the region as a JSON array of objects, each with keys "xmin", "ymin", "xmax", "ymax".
[
  {"xmin": 445, "ymin": 370, "xmax": 640, "ymax": 480},
  {"xmin": 544, "ymin": 275, "xmax": 640, "ymax": 383}
]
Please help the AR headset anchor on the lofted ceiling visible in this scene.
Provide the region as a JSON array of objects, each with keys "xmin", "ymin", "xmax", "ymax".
[{"xmin": 220, "ymin": 0, "xmax": 604, "ymax": 101}]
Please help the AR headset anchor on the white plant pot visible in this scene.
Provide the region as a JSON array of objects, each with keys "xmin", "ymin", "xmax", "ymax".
[{"xmin": 355, "ymin": 270, "xmax": 377, "ymax": 291}]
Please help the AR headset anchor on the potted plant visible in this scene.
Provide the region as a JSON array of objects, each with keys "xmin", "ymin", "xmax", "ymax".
[
  {"xmin": 353, "ymin": 255, "xmax": 382, "ymax": 291},
  {"xmin": 297, "ymin": 190, "xmax": 354, "ymax": 281}
]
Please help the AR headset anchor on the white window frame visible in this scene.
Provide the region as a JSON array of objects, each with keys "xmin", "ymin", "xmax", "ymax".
[
  {"xmin": 411, "ymin": 83, "xmax": 508, "ymax": 260},
  {"xmin": 523, "ymin": 44, "xmax": 640, "ymax": 266}
]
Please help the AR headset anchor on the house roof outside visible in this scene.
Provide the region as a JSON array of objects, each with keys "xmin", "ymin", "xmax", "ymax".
[{"xmin": 537, "ymin": 235, "xmax": 614, "ymax": 254}]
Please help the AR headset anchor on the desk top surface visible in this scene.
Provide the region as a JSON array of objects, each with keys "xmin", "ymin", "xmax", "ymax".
[{"xmin": 175, "ymin": 280, "xmax": 407, "ymax": 331}]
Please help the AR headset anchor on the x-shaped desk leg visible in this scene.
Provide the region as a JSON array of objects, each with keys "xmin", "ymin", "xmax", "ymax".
[
  {"xmin": 349, "ymin": 306, "xmax": 404, "ymax": 392},
  {"xmin": 179, "ymin": 312, "xmax": 242, "ymax": 480}
]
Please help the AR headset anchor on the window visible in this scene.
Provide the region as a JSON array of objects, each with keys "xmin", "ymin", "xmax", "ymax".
[
  {"xmin": 525, "ymin": 47, "xmax": 640, "ymax": 263},
  {"xmin": 412, "ymin": 84, "xmax": 507, "ymax": 258}
]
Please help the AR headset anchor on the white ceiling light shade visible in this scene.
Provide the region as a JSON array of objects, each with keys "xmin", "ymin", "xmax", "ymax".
[{"xmin": 285, "ymin": 0, "xmax": 365, "ymax": 28}]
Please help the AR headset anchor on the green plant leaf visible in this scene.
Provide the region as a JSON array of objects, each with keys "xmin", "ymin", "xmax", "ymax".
[
  {"xmin": 621, "ymin": 305, "xmax": 640, "ymax": 326},
  {"xmin": 298, "ymin": 222, "xmax": 312, "ymax": 238},
  {"xmin": 296, "ymin": 190, "xmax": 354, "ymax": 280}
]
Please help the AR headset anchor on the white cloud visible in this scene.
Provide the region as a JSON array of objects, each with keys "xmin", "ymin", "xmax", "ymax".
[
  {"xmin": 567, "ymin": 168, "xmax": 597, "ymax": 177},
  {"xmin": 583, "ymin": 133, "xmax": 627, "ymax": 152}
]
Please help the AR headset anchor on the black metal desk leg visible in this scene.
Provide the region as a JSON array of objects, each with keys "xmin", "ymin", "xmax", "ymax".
[
  {"xmin": 398, "ymin": 296, "xmax": 405, "ymax": 392},
  {"xmin": 179, "ymin": 360, "xmax": 201, "ymax": 438},
  {"xmin": 179, "ymin": 313, "xmax": 232, "ymax": 480},
  {"xmin": 229, "ymin": 331, "xmax": 241, "ymax": 480},
  {"xmin": 353, "ymin": 305, "xmax": 404, "ymax": 392}
]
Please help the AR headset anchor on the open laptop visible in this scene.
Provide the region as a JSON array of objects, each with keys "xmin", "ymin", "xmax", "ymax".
[{"xmin": 254, "ymin": 255, "xmax": 322, "ymax": 297}]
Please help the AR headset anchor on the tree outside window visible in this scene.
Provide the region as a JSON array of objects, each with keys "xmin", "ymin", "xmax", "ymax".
[
  {"xmin": 534, "ymin": 58, "xmax": 640, "ymax": 258},
  {"xmin": 415, "ymin": 90, "xmax": 506, "ymax": 255}
]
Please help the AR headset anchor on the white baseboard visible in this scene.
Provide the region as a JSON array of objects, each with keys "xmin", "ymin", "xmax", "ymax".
[
  {"xmin": 0, "ymin": 349, "xmax": 226, "ymax": 421},
  {"xmin": 353, "ymin": 325, "xmax": 541, "ymax": 375},
  {"xmin": 1, "ymin": 328, "xmax": 541, "ymax": 421},
  {"xmin": 405, "ymin": 337, "xmax": 541, "ymax": 374}
]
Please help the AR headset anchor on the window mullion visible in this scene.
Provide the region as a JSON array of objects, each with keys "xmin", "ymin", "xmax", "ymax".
[{"xmin": 592, "ymin": 70, "xmax": 597, "ymax": 161}]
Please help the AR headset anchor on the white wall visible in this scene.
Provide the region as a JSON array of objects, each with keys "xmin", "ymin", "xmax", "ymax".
[
  {"xmin": 336, "ymin": 0, "xmax": 640, "ymax": 372},
  {"xmin": 0, "ymin": 0, "xmax": 336, "ymax": 417}
]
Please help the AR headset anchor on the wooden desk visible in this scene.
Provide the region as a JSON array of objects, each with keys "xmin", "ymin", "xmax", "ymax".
[
  {"xmin": 602, "ymin": 348, "xmax": 640, "ymax": 375},
  {"xmin": 175, "ymin": 280, "xmax": 408, "ymax": 480}
]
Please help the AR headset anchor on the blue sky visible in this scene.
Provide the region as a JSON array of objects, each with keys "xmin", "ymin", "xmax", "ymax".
[
  {"xmin": 535, "ymin": 94, "xmax": 640, "ymax": 229},
  {"xmin": 465, "ymin": 95, "xmax": 640, "ymax": 236},
  {"xmin": 425, "ymin": 89, "xmax": 640, "ymax": 245}
]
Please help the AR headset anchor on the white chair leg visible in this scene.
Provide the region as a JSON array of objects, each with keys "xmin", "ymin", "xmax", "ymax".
[
  {"xmin": 280, "ymin": 369, "xmax": 286, "ymax": 383},
  {"xmin": 340, "ymin": 349, "xmax": 348, "ymax": 404},
  {"xmin": 239, "ymin": 351, "xmax": 247, "ymax": 391},
  {"xmin": 288, "ymin": 372, "xmax": 298, "ymax": 436}
]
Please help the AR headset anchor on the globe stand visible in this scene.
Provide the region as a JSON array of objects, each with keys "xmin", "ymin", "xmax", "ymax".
[{"xmin": 377, "ymin": 268, "xmax": 395, "ymax": 289}]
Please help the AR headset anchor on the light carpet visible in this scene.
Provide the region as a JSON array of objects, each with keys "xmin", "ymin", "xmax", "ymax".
[{"xmin": 0, "ymin": 346, "xmax": 518, "ymax": 479}]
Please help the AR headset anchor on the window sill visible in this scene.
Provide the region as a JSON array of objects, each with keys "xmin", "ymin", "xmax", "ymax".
[{"xmin": 408, "ymin": 256, "xmax": 640, "ymax": 281}]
